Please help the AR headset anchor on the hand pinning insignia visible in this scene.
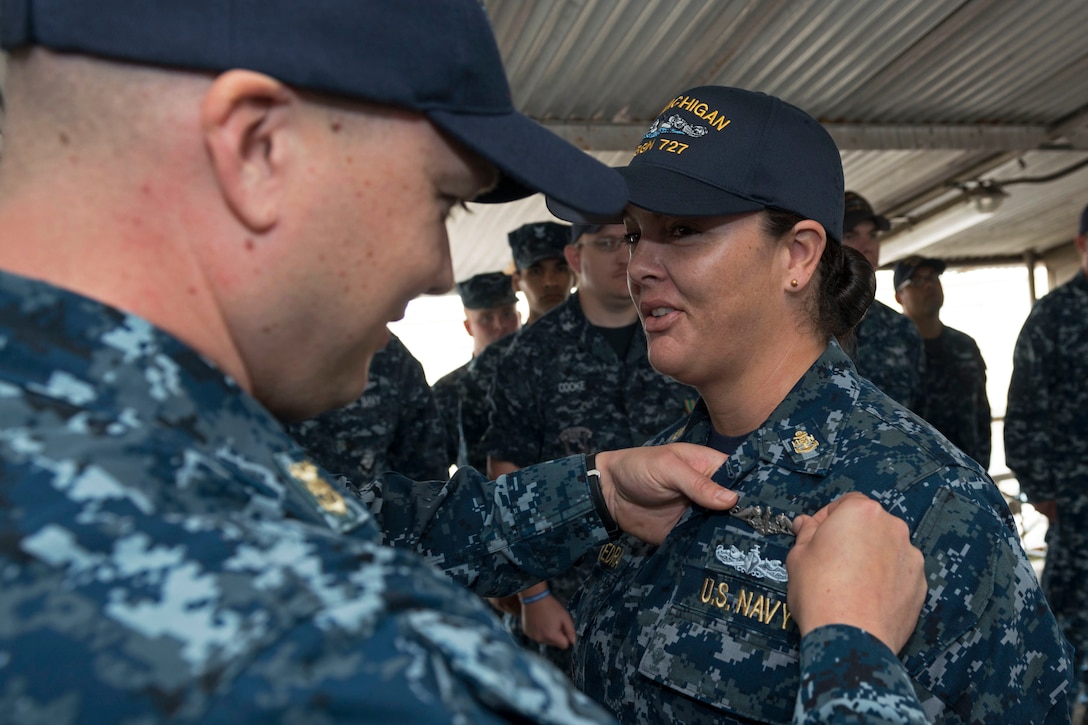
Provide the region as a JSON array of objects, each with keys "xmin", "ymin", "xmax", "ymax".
[{"xmin": 729, "ymin": 505, "xmax": 795, "ymax": 537}]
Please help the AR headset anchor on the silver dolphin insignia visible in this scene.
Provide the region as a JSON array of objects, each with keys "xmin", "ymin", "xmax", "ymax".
[{"xmin": 714, "ymin": 544, "xmax": 788, "ymax": 582}]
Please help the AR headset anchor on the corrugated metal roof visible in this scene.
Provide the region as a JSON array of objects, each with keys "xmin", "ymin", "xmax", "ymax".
[{"xmin": 450, "ymin": 0, "xmax": 1088, "ymax": 281}]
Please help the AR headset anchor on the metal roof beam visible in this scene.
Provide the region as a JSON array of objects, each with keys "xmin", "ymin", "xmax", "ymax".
[{"xmin": 542, "ymin": 121, "xmax": 1088, "ymax": 152}]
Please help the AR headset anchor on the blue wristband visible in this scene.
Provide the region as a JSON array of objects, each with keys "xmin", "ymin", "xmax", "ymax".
[{"xmin": 518, "ymin": 588, "xmax": 552, "ymax": 605}]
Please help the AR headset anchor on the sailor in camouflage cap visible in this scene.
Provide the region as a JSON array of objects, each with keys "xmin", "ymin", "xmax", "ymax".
[
  {"xmin": 508, "ymin": 220, "xmax": 570, "ymax": 272},
  {"xmin": 438, "ymin": 223, "xmax": 574, "ymax": 476},
  {"xmin": 456, "ymin": 270, "xmax": 519, "ymax": 311},
  {"xmin": 893, "ymin": 255, "xmax": 992, "ymax": 469},
  {"xmin": 550, "ymin": 84, "xmax": 1071, "ymax": 723},
  {"xmin": 432, "ymin": 271, "xmax": 520, "ymax": 469}
]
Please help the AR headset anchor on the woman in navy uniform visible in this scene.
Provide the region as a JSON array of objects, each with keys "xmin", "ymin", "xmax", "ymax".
[{"xmin": 554, "ymin": 85, "xmax": 1072, "ymax": 724}]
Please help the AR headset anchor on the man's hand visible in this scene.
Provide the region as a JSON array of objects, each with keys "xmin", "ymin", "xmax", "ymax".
[
  {"xmin": 595, "ymin": 443, "xmax": 734, "ymax": 545},
  {"xmin": 786, "ymin": 493, "xmax": 926, "ymax": 654}
]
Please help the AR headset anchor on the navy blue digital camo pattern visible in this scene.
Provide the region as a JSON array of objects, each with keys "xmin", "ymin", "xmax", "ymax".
[
  {"xmin": 569, "ymin": 341, "xmax": 1072, "ymax": 724},
  {"xmin": 432, "ymin": 358, "xmax": 472, "ymax": 470},
  {"xmin": 482, "ymin": 292, "xmax": 697, "ymax": 671},
  {"xmin": 432, "ymin": 331, "xmax": 519, "ymax": 473},
  {"xmin": 796, "ymin": 625, "xmax": 927, "ymax": 725},
  {"xmin": 0, "ymin": 269, "xmax": 996, "ymax": 723},
  {"xmin": 851, "ymin": 300, "xmax": 924, "ymax": 410},
  {"xmin": 0, "ymin": 269, "xmax": 617, "ymax": 723},
  {"xmin": 915, "ymin": 326, "xmax": 991, "ymax": 469},
  {"xmin": 1005, "ymin": 270, "xmax": 1088, "ymax": 695},
  {"xmin": 285, "ymin": 332, "xmax": 449, "ymax": 485}
]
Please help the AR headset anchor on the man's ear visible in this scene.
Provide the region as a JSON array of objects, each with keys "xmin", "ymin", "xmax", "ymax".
[
  {"xmin": 563, "ymin": 244, "xmax": 582, "ymax": 273},
  {"xmin": 201, "ymin": 70, "xmax": 294, "ymax": 232}
]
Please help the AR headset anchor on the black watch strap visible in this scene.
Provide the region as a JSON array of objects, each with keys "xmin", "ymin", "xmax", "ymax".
[{"xmin": 585, "ymin": 452, "xmax": 621, "ymax": 540}]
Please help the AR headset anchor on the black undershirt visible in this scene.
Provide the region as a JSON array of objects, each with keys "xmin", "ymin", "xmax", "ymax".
[
  {"xmin": 591, "ymin": 321, "xmax": 639, "ymax": 359},
  {"xmin": 707, "ymin": 427, "xmax": 751, "ymax": 456}
]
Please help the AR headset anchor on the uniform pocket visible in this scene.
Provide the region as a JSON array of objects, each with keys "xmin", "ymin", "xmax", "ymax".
[{"xmin": 636, "ymin": 531, "xmax": 800, "ymax": 723}]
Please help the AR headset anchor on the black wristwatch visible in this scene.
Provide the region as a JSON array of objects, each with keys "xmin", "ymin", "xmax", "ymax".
[{"xmin": 585, "ymin": 452, "xmax": 621, "ymax": 540}]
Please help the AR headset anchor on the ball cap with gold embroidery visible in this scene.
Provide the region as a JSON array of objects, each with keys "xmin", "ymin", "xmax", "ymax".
[
  {"xmin": 0, "ymin": 0, "xmax": 627, "ymax": 220},
  {"xmin": 548, "ymin": 85, "xmax": 844, "ymax": 243}
]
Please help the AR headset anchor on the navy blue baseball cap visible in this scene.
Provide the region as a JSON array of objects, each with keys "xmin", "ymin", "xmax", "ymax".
[
  {"xmin": 549, "ymin": 86, "xmax": 844, "ymax": 243},
  {"xmin": 893, "ymin": 255, "xmax": 947, "ymax": 291},
  {"xmin": 0, "ymin": 0, "xmax": 627, "ymax": 220},
  {"xmin": 507, "ymin": 222, "xmax": 569, "ymax": 270},
  {"xmin": 456, "ymin": 271, "xmax": 517, "ymax": 310},
  {"xmin": 843, "ymin": 191, "xmax": 891, "ymax": 234},
  {"xmin": 570, "ymin": 224, "xmax": 603, "ymax": 244}
]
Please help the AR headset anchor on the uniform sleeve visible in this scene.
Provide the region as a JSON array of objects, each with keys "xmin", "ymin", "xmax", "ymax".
[
  {"xmin": 364, "ymin": 454, "xmax": 610, "ymax": 597},
  {"xmin": 196, "ymin": 531, "xmax": 617, "ymax": 725},
  {"xmin": 1004, "ymin": 309, "xmax": 1055, "ymax": 501},
  {"xmin": 901, "ymin": 483, "xmax": 1073, "ymax": 721},
  {"xmin": 794, "ymin": 625, "xmax": 928, "ymax": 725}
]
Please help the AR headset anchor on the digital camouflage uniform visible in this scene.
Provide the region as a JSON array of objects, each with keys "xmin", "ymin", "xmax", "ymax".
[
  {"xmin": 569, "ymin": 341, "xmax": 1072, "ymax": 724},
  {"xmin": 852, "ymin": 300, "xmax": 924, "ymax": 410},
  {"xmin": 0, "ymin": 270, "xmax": 615, "ymax": 723},
  {"xmin": 915, "ymin": 326, "xmax": 991, "ymax": 469},
  {"xmin": 432, "ymin": 271, "xmax": 521, "ymax": 473},
  {"xmin": 432, "ymin": 358, "xmax": 473, "ymax": 469},
  {"xmin": 1005, "ymin": 270, "xmax": 1088, "ymax": 694},
  {"xmin": 285, "ymin": 332, "xmax": 449, "ymax": 486},
  {"xmin": 483, "ymin": 291, "xmax": 698, "ymax": 670},
  {"xmin": 434, "ymin": 223, "xmax": 570, "ymax": 474},
  {"xmin": 433, "ymin": 332, "xmax": 518, "ymax": 472}
]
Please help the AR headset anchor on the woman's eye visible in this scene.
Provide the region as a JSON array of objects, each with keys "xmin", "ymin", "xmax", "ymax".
[{"xmin": 623, "ymin": 232, "xmax": 641, "ymax": 245}]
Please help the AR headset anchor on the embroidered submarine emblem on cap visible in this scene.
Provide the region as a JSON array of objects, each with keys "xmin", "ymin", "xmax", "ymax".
[
  {"xmin": 288, "ymin": 460, "xmax": 348, "ymax": 517},
  {"xmin": 729, "ymin": 505, "xmax": 795, "ymax": 537},
  {"xmin": 644, "ymin": 113, "xmax": 708, "ymax": 140},
  {"xmin": 791, "ymin": 430, "xmax": 819, "ymax": 455},
  {"xmin": 715, "ymin": 544, "xmax": 788, "ymax": 582}
]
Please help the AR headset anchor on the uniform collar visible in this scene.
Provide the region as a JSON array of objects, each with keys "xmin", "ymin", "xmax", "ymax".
[{"xmin": 669, "ymin": 340, "xmax": 860, "ymax": 483}]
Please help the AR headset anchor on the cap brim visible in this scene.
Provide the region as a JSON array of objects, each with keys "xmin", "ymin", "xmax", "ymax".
[
  {"xmin": 618, "ymin": 164, "xmax": 767, "ymax": 218},
  {"xmin": 844, "ymin": 211, "xmax": 891, "ymax": 232},
  {"xmin": 546, "ymin": 162, "xmax": 767, "ymax": 224},
  {"xmin": 429, "ymin": 109, "xmax": 627, "ymax": 220}
]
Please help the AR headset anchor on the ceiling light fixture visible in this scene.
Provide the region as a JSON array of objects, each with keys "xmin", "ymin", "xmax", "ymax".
[{"xmin": 881, "ymin": 182, "xmax": 1007, "ymax": 263}]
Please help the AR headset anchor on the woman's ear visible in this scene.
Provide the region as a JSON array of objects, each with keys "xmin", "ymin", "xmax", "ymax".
[
  {"xmin": 201, "ymin": 70, "xmax": 294, "ymax": 232},
  {"xmin": 784, "ymin": 220, "xmax": 827, "ymax": 292}
]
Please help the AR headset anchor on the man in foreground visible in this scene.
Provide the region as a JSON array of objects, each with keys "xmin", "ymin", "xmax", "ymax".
[{"xmin": 0, "ymin": 1, "xmax": 928, "ymax": 721}]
